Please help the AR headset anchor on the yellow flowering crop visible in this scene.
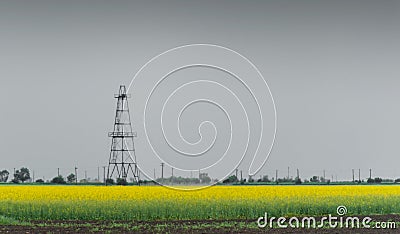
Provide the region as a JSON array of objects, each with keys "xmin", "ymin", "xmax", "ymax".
[{"xmin": 0, "ymin": 185, "xmax": 399, "ymax": 220}]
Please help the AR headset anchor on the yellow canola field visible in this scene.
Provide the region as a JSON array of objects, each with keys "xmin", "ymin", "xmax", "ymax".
[{"xmin": 0, "ymin": 185, "xmax": 399, "ymax": 220}]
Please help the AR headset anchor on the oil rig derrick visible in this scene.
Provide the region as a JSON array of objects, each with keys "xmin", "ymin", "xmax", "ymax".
[{"xmin": 107, "ymin": 85, "xmax": 139, "ymax": 184}]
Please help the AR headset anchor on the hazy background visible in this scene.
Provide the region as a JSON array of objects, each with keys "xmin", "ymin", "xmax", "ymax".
[{"xmin": 0, "ymin": 0, "xmax": 399, "ymax": 182}]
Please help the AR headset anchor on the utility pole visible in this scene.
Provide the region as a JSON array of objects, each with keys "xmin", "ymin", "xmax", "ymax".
[
  {"xmin": 235, "ymin": 168, "xmax": 238, "ymax": 179},
  {"xmin": 160, "ymin": 163, "xmax": 164, "ymax": 180},
  {"xmin": 57, "ymin": 168, "xmax": 60, "ymax": 177},
  {"xmin": 102, "ymin": 166, "xmax": 106, "ymax": 185},
  {"xmin": 296, "ymin": 168, "xmax": 299, "ymax": 179},
  {"xmin": 85, "ymin": 170, "xmax": 87, "ymax": 181},
  {"xmin": 276, "ymin": 170, "xmax": 278, "ymax": 183},
  {"xmin": 32, "ymin": 170, "xmax": 35, "ymax": 182},
  {"xmin": 153, "ymin": 168, "xmax": 156, "ymax": 180},
  {"xmin": 369, "ymin": 169, "xmax": 372, "ymax": 179},
  {"xmin": 323, "ymin": 170, "xmax": 326, "ymax": 181},
  {"xmin": 75, "ymin": 167, "xmax": 78, "ymax": 184},
  {"xmin": 359, "ymin": 169, "xmax": 361, "ymax": 182},
  {"xmin": 240, "ymin": 170, "xmax": 243, "ymax": 181},
  {"xmin": 171, "ymin": 167, "xmax": 174, "ymax": 184},
  {"xmin": 287, "ymin": 167, "xmax": 289, "ymax": 180},
  {"xmin": 97, "ymin": 167, "xmax": 100, "ymax": 182},
  {"xmin": 352, "ymin": 169, "xmax": 355, "ymax": 182}
]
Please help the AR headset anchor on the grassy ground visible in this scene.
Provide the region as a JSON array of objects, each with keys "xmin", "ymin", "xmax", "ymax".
[{"xmin": 0, "ymin": 215, "xmax": 399, "ymax": 233}]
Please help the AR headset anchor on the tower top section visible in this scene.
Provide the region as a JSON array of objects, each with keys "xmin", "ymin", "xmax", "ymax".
[{"xmin": 114, "ymin": 85, "xmax": 131, "ymax": 98}]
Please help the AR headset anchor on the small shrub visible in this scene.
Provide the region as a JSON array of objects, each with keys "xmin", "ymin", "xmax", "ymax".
[
  {"xmin": 106, "ymin": 178, "xmax": 114, "ymax": 185},
  {"xmin": 117, "ymin": 178, "xmax": 127, "ymax": 185},
  {"xmin": 11, "ymin": 178, "xmax": 19, "ymax": 184},
  {"xmin": 51, "ymin": 176, "xmax": 66, "ymax": 184}
]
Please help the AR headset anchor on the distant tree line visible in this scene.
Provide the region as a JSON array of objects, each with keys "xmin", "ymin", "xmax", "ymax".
[
  {"xmin": 219, "ymin": 174, "xmax": 399, "ymax": 185},
  {"xmin": 1, "ymin": 167, "xmax": 400, "ymax": 185},
  {"xmin": 153, "ymin": 174, "xmax": 212, "ymax": 185}
]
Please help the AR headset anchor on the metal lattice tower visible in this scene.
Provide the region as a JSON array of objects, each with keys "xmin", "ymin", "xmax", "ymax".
[{"xmin": 107, "ymin": 85, "xmax": 139, "ymax": 183}]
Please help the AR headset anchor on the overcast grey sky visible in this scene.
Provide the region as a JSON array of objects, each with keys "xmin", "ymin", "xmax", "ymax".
[{"xmin": 0, "ymin": 0, "xmax": 399, "ymax": 181}]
